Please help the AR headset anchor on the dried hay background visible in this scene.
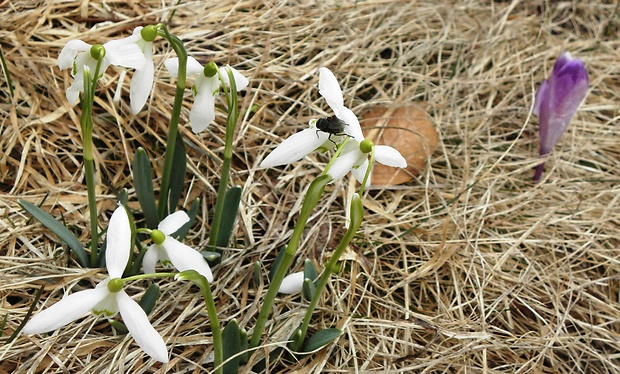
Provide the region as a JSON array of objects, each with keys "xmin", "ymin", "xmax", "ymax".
[{"xmin": 1, "ymin": 0, "xmax": 619, "ymax": 373}]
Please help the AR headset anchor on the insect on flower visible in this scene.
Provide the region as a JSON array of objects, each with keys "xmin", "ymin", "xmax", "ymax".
[{"xmin": 315, "ymin": 115, "xmax": 349, "ymax": 146}]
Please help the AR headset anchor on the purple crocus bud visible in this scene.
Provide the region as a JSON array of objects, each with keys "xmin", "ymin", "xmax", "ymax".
[{"xmin": 533, "ymin": 52, "xmax": 589, "ymax": 182}]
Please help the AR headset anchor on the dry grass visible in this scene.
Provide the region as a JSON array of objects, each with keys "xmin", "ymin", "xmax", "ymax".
[{"xmin": 1, "ymin": 0, "xmax": 619, "ymax": 373}]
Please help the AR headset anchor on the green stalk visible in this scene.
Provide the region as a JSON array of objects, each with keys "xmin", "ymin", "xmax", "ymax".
[
  {"xmin": 157, "ymin": 27, "xmax": 187, "ymax": 219},
  {"xmin": 207, "ymin": 68, "xmax": 238, "ymax": 249},
  {"xmin": 290, "ymin": 194, "xmax": 364, "ymax": 351},
  {"xmin": 175, "ymin": 270, "xmax": 223, "ymax": 374},
  {"xmin": 81, "ymin": 57, "xmax": 103, "ymax": 267},
  {"xmin": 249, "ymin": 174, "xmax": 332, "ymax": 349}
]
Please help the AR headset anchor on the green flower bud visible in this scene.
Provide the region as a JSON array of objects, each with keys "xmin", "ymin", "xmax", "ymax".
[
  {"xmin": 150, "ymin": 229, "xmax": 166, "ymax": 245},
  {"xmin": 141, "ymin": 25, "xmax": 158, "ymax": 42},
  {"xmin": 204, "ymin": 61, "xmax": 218, "ymax": 78},
  {"xmin": 90, "ymin": 44, "xmax": 106, "ymax": 61},
  {"xmin": 360, "ymin": 139, "xmax": 374, "ymax": 154},
  {"xmin": 107, "ymin": 278, "xmax": 125, "ymax": 293}
]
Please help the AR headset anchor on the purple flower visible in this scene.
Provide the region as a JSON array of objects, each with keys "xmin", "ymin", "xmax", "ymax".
[{"xmin": 533, "ymin": 52, "xmax": 588, "ymax": 181}]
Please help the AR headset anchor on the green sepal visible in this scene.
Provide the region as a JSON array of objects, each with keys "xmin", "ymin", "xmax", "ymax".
[
  {"xmin": 133, "ymin": 148, "xmax": 159, "ymax": 229},
  {"xmin": 268, "ymin": 247, "xmax": 287, "ymax": 282},
  {"xmin": 222, "ymin": 319, "xmax": 242, "ymax": 374},
  {"xmin": 139, "ymin": 283, "xmax": 160, "ymax": 315},
  {"xmin": 168, "ymin": 130, "xmax": 187, "ymax": 214},
  {"xmin": 302, "ymin": 278, "xmax": 316, "ymax": 301},
  {"xmin": 109, "ymin": 320, "xmax": 129, "ymax": 334},
  {"xmin": 301, "ymin": 328, "xmax": 343, "ymax": 353},
  {"xmin": 18, "ymin": 200, "xmax": 88, "ymax": 267},
  {"xmin": 216, "ymin": 185, "xmax": 242, "ymax": 250},
  {"xmin": 174, "ymin": 198, "xmax": 199, "ymax": 240}
]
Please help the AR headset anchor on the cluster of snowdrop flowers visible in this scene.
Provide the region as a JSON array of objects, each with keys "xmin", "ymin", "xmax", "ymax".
[
  {"xmin": 22, "ymin": 206, "xmax": 169, "ymax": 363},
  {"xmin": 165, "ymin": 56, "xmax": 249, "ymax": 133},
  {"xmin": 260, "ymin": 67, "xmax": 407, "ymax": 186}
]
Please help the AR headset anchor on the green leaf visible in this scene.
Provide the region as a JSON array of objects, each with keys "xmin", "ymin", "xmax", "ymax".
[
  {"xmin": 216, "ymin": 185, "xmax": 241, "ymax": 249},
  {"xmin": 133, "ymin": 148, "xmax": 159, "ymax": 229},
  {"xmin": 302, "ymin": 328, "xmax": 343, "ymax": 353},
  {"xmin": 253, "ymin": 261, "xmax": 261, "ymax": 285},
  {"xmin": 302, "ymin": 278, "xmax": 316, "ymax": 301},
  {"xmin": 200, "ymin": 251, "xmax": 221, "ymax": 265},
  {"xmin": 173, "ymin": 198, "xmax": 199, "ymax": 240},
  {"xmin": 19, "ymin": 200, "xmax": 88, "ymax": 267},
  {"xmin": 268, "ymin": 247, "xmax": 287, "ymax": 282},
  {"xmin": 139, "ymin": 283, "xmax": 160, "ymax": 315},
  {"xmin": 117, "ymin": 188, "xmax": 129, "ymax": 206},
  {"xmin": 303, "ymin": 259, "xmax": 318, "ymax": 282},
  {"xmin": 239, "ymin": 327, "xmax": 249, "ymax": 364},
  {"xmin": 222, "ymin": 319, "xmax": 241, "ymax": 374},
  {"xmin": 168, "ymin": 130, "xmax": 187, "ymax": 214},
  {"xmin": 109, "ymin": 320, "xmax": 128, "ymax": 334}
]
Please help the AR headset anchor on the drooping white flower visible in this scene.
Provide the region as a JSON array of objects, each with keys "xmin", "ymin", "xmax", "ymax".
[
  {"xmin": 260, "ymin": 67, "xmax": 406, "ymax": 186},
  {"xmin": 58, "ymin": 35, "xmax": 146, "ymax": 106},
  {"xmin": 143, "ymin": 211, "xmax": 213, "ymax": 282},
  {"xmin": 278, "ymin": 271, "xmax": 306, "ymax": 294},
  {"xmin": 22, "ymin": 206, "xmax": 169, "ymax": 363},
  {"xmin": 164, "ymin": 57, "xmax": 249, "ymax": 133},
  {"xmin": 120, "ymin": 26, "xmax": 157, "ymax": 114}
]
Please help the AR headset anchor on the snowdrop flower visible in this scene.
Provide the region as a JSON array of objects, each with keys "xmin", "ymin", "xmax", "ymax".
[
  {"xmin": 278, "ymin": 271, "xmax": 305, "ymax": 294},
  {"xmin": 533, "ymin": 52, "xmax": 589, "ymax": 181},
  {"xmin": 260, "ymin": 67, "xmax": 406, "ymax": 186},
  {"xmin": 23, "ymin": 206, "xmax": 168, "ymax": 363},
  {"xmin": 115, "ymin": 26, "xmax": 157, "ymax": 114},
  {"xmin": 164, "ymin": 57, "xmax": 249, "ymax": 133},
  {"xmin": 143, "ymin": 211, "xmax": 213, "ymax": 282},
  {"xmin": 58, "ymin": 34, "xmax": 146, "ymax": 106}
]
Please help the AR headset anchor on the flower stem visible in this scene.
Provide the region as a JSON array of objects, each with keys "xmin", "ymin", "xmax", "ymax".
[
  {"xmin": 157, "ymin": 27, "xmax": 187, "ymax": 219},
  {"xmin": 81, "ymin": 58, "xmax": 103, "ymax": 267},
  {"xmin": 290, "ymin": 194, "xmax": 364, "ymax": 352},
  {"xmin": 207, "ymin": 68, "xmax": 238, "ymax": 250},
  {"xmin": 249, "ymin": 174, "xmax": 332, "ymax": 349},
  {"xmin": 203, "ymin": 280, "xmax": 223, "ymax": 374},
  {"xmin": 533, "ymin": 162, "xmax": 545, "ymax": 183}
]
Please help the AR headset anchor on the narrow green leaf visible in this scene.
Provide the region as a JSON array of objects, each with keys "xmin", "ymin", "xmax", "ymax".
[
  {"xmin": 117, "ymin": 188, "xmax": 129, "ymax": 206},
  {"xmin": 200, "ymin": 251, "xmax": 221, "ymax": 266},
  {"xmin": 109, "ymin": 320, "xmax": 129, "ymax": 334},
  {"xmin": 222, "ymin": 319, "xmax": 241, "ymax": 374},
  {"xmin": 302, "ymin": 328, "xmax": 343, "ymax": 353},
  {"xmin": 302, "ymin": 278, "xmax": 316, "ymax": 301},
  {"xmin": 19, "ymin": 200, "xmax": 88, "ymax": 267},
  {"xmin": 168, "ymin": 130, "xmax": 187, "ymax": 214},
  {"xmin": 133, "ymin": 148, "xmax": 159, "ymax": 229},
  {"xmin": 303, "ymin": 259, "xmax": 318, "ymax": 282},
  {"xmin": 174, "ymin": 198, "xmax": 199, "ymax": 240},
  {"xmin": 139, "ymin": 284, "xmax": 160, "ymax": 315},
  {"xmin": 268, "ymin": 247, "xmax": 287, "ymax": 282},
  {"xmin": 253, "ymin": 261, "xmax": 261, "ymax": 285},
  {"xmin": 216, "ymin": 185, "xmax": 241, "ymax": 249},
  {"xmin": 239, "ymin": 327, "xmax": 249, "ymax": 364}
]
